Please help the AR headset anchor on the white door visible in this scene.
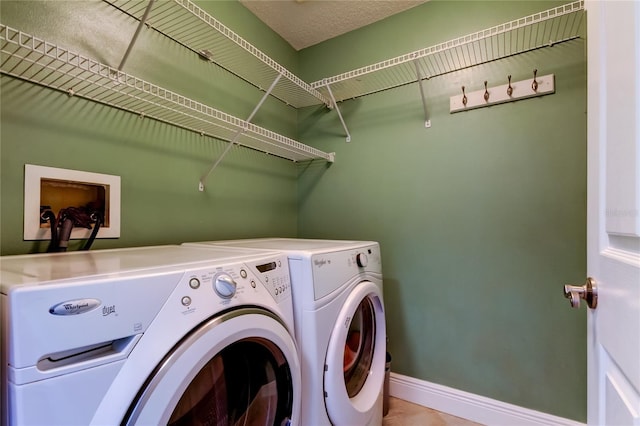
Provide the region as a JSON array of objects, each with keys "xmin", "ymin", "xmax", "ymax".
[{"xmin": 584, "ymin": 1, "xmax": 640, "ymax": 425}]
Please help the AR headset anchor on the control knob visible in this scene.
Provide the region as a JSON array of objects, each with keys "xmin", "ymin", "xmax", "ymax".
[
  {"xmin": 356, "ymin": 252, "xmax": 368, "ymax": 267},
  {"xmin": 214, "ymin": 273, "xmax": 237, "ymax": 299}
]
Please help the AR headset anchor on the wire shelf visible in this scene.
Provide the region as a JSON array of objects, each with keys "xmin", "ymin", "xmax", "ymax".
[
  {"xmin": 311, "ymin": 0, "xmax": 585, "ymax": 102},
  {"xmin": 105, "ymin": 0, "xmax": 331, "ymax": 109},
  {"xmin": 0, "ymin": 24, "xmax": 335, "ymax": 163}
]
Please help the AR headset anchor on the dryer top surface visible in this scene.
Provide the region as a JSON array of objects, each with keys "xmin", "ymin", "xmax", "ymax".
[
  {"xmin": 188, "ymin": 238, "xmax": 378, "ymax": 257},
  {"xmin": 0, "ymin": 245, "xmax": 280, "ymax": 293}
]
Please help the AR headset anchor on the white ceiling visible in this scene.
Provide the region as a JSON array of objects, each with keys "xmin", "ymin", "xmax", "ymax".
[{"xmin": 238, "ymin": 0, "xmax": 429, "ymax": 51}]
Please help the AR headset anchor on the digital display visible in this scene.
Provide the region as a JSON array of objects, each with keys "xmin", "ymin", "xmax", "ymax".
[{"xmin": 256, "ymin": 261, "xmax": 277, "ymax": 273}]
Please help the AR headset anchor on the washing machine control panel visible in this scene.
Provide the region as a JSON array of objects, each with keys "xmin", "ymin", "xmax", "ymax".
[
  {"xmin": 181, "ymin": 254, "xmax": 291, "ymax": 309},
  {"xmin": 242, "ymin": 256, "xmax": 291, "ymax": 302},
  {"xmin": 213, "ymin": 273, "xmax": 237, "ymax": 299}
]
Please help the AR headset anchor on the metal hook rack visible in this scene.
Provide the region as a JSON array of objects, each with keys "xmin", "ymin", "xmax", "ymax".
[{"xmin": 449, "ymin": 72, "xmax": 555, "ymax": 113}]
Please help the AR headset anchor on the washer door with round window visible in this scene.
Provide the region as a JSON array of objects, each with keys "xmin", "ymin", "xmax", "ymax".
[
  {"xmin": 324, "ymin": 280, "xmax": 386, "ymax": 425},
  {"xmin": 122, "ymin": 308, "xmax": 301, "ymax": 426}
]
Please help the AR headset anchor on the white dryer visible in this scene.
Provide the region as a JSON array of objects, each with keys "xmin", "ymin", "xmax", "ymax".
[
  {"xmin": 1, "ymin": 245, "xmax": 300, "ymax": 426},
  {"xmin": 185, "ymin": 239, "xmax": 386, "ymax": 426}
]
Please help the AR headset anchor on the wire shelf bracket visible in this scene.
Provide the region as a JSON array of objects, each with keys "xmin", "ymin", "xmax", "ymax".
[
  {"xmin": 413, "ymin": 60, "xmax": 431, "ymax": 129},
  {"xmin": 117, "ymin": 0, "xmax": 155, "ymax": 71},
  {"xmin": 323, "ymin": 81, "xmax": 351, "ymax": 143},
  {"xmin": 199, "ymin": 72, "xmax": 283, "ymax": 191}
]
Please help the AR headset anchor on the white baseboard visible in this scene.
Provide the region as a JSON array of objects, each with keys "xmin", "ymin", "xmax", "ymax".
[{"xmin": 388, "ymin": 372, "xmax": 585, "ymax": 426}]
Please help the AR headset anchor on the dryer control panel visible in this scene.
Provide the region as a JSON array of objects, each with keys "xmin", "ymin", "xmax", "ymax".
[{"xmin": 311, "ymin": 243, "xmax": 382, "ymax": 300}]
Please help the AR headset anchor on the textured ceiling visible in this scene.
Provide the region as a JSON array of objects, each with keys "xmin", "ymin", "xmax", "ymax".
[{"xmin": 239, "ymin": 0, "xmax": 429, "ymax": 51}]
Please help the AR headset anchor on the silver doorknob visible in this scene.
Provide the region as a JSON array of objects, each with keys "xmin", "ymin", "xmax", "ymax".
[{"xmin": 563, "ymin": 277, "xmax": 597, "ymax": 309}]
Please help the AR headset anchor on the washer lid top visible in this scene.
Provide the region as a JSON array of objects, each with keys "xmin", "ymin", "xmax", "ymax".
[{"xmin": 0, "ymin": 245, "xmax": 280, "ymax": 293}]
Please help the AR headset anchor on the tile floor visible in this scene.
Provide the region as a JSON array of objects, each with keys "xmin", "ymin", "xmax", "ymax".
[{"xmin": 382, "ymin": 397, "xmax": 484, "ymax": 426}]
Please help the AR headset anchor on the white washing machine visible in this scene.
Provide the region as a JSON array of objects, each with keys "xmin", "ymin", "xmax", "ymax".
[
  {"xmin": 185, "ymin": 238, "xmax": 386, "ymax": 426},
  {"xmin": 1, "ymin": 245, "xmax": 300, "ymax": 426}
]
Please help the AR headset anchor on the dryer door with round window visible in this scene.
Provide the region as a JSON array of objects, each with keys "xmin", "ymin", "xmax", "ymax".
[
  {"xmin": 122, "ymin": 308, "xmax": 301, "ymax": 426},
  {"xmin": 324, "ymin": 280, "xmax": 386, "ymax": 425}
]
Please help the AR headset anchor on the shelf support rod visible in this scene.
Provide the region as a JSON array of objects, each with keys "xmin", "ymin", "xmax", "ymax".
[
  {"xmin": 199, "ymin": 72, "xmax": 283, "ymax": 191},
  {"xmin": 118, "ymin": 0, "xmax": 155, "ymax": 71},
  {"xmin": 323, "ymin": 80, "xmax": 351, "ymax": 142},
  {"xmin": 414, "ymin": 60, "xmax": 431, "ymax": 128}
]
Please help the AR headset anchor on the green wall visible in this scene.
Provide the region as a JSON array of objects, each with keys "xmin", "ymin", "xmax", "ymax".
[
  {"xmin": 1, "ymin": 0, "xmax": 587, "ymax": 422},
  {"xmin": 297, "ymin": 1, "xmax": 587, "ymax": 422},
  {"xmin": 0, "ymin": 0, "xmax": 299, "ymax": 255}
]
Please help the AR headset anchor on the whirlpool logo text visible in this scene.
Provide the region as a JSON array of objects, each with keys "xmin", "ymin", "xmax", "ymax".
[
  {"xmin": 49, "ymin": 298, "xmax": 101, "ymax": 316},
  {"xmin": 314, "ymin": 258, "xmax": 331, "ymax": 267}
]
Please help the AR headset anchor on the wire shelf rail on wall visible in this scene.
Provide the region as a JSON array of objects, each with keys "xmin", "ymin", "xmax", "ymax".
[
  {"xmin": 104, "ymin": 0, "xmax": 331, "ymax": 109},
  {"xmin": 0, "ymin": 24, "xmax": 335, "ymax": 165},
  {"xmin": 311, "ymin": 0, "xmax": 585, "ymax": 103}
]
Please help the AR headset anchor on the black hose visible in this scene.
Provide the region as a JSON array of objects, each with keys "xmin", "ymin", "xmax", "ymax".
[
  {"xmin": 82, "ymin": 212, "xmax": 103, "ymax": 251},
  {"xmin": 57, "ymin": 218, "xmax": 74, "ymax": 252},
  {"xmin": 40, "ymin": 210, "xmax": 58, "ymax": 253}
]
